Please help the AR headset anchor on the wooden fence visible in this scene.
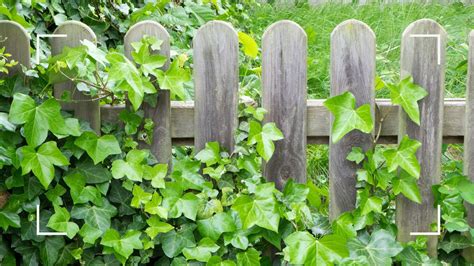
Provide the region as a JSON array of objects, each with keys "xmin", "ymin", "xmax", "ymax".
[{"xmin": 1, "ymin": 18, "xmax": 473, "ymax": 255}]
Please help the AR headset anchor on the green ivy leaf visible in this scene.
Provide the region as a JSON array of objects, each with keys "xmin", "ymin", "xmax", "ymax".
[
  {"xmin": 183, "ymin": 237, "xmax": 219, "ymax": 262},
  {"xmin": 208, "ymin": 256, "xmax": 237, "ymax": 266},
  {"xmin": 159, "ymin": 224, "xmax": 196, "ymax": 258},
  {"xmin": 0, "ymin": 211, "xmax": 20, "ymax": 230},
  {"xmin": 248, "ymin": 121, "xmax": 284, "ymax": 162},
  {"xmin": 64, "ymin": 173, "xmax": 101, "ymax": 205},
  {"xmin": 439, "ymin": 234, "xmax": 472, "ymax": 253},
  {"xmin": 197, "ymin": 212, "xmax": 236, "ymax": 240},
  {"xmin": 71, "ymin": 198, "xmax": 117, "ymax": 233},
  {"xmin": 348, "ymin": 229, "xmax": 403, "ymax": 266},
  {"xmin": 161, "ymin": 183, "xmax": 200, "ymax": 221},
  {"xmin": 131, "ymin": 36, "xmax": 166, "ymax": 76},
  {"xmin": 346, "ymin": 147, "xmax": 365, "ymax": 164},
  {"xmin": 9, "ymin": 94, "xmax": 76, "ymax": 147},
  {"xmin": 361, "ymin": 196, "xmax": 383, "ymax": 215},
  {"xmin": 324, "ymin": 91, "xmax": 373, "ymax": 143},
  {"xmin": 156, "ymin": 60, "xmax": 191, "ymax": 99},
  {"xmin": 100, "ymin": 229, "xmax": 143, "ymax": 262},
  {"xmin": 111, "ymin": 149, "xmax": 149, "ymax": 182},
  {"xmin": 232, "ymin": 183, "xmax": 280, "ymax": 232},
  {"xmin": 393, "ymin": 171, "xmax": 422, "ymax": 204},
  {"xmin": 387, "ymin": 76, "xmax": 428, "ymax": 125},
  {"xmin": 131, "ymin": 184, "xmax": 152, "ymax": 208},
  {"xmin": 47, "ymin": 205, "xmax": 79, "ymax": 239},
  {"xmin": 0, "ymin": 112, "xmax": 15, "ymax": 131},
  {"xmin": 145, "ymin": 215, "xmax": 173, "ymax": 239},
  {"xmin": 236, "ymin": 248, "xmax": 261, "ymax": 266},
  {"xmin": 144, "ymin": 192, "xmax": 168, "ymax": 218},
  {"xmin": 79, "ymin": 223, "xmax": 102, "ymax": 244},
  {"xmin": 283, "ymin": 232, "xmax": 348, "ymax": 266},
  {"xmin": 74, "ymin": 132, "xmax": 121, "ymax": 164},
  {"xmin": 143, "ymin": 164, "xmax": 168, "ymax": 188},
  {"xmin": 171, "ymin": 158, "xmax": 206, "ymax": 190},
  {"xmin": 18, "ymin": 141, "xmax": 69, "ymax": 189},
  {"xmin": 384, "ymin": 135, "xmax": 421, "ymax": 178},
  {"xmin": 195, "ymin": 141, "xmax": 221, "ymax": 166}
]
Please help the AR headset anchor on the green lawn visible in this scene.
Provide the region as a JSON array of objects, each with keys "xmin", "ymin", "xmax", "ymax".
[{"xmin": 245, "ymin": 2, "xmax": 473, "ymax": 98}]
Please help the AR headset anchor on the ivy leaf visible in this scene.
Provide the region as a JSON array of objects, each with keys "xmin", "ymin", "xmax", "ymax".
[
  {"xmin": 131, "ymin": 184, "xmax": 152, "ymax": 208},
  {"xmin": 144, "ymin": 192, "xmax": 168, "ymax": 218},
  {"xmin": 248, "ymin": 121, "xmax": 284, "ymax": 162},
  {"xmin": 396, "ymin": 246, "xmax": 430, "ymax": 265},
  {"xmin": 332, "ymin": 213, "xmax": 357, "ymax": 240},
  {"xmin": 111, "ymin": 149, "xmax": 149, "ymax": 182},
  {"xmin": 100, "ymin": 229, "xmax": 143, "ymax": 261},
  {"xmin": 183, "ymin": 238, "xmax": 220, "ymax": 262},
  {"xmin": 79, "ymin": 223, "xmax": 102, "ymax": 244},
  {"xmin": 0, "ymin": 112, "xmax": 15, "ymax": 131},
  {"xmin": 161, "ymin": 182, "xmax": 200, "ymax": 221},
  {"xmin": 387, "ymin": 76, "xmax": 428, "ymax": 125},
  {"xmin": 69, "ymin": 160, "xmax": 112, "ymax": 184},
  {"xmin": 159, "ymin": 224, "xmax": 196, "ymax": 258},
  {"xmin": 231, "ymin": 183, "xmax": 280, "ymax": 232},
  {"xmin": 439, "ymin": 234, "xmax": 472, "ymax": 253},
  {"xmin": 0, "ymin": 211, "xmax": 20, "ymax": 230},
  {"xmin": 47, "ymin": 205, "xmax": 79, "ymax": 239},
  {"xmin": 393, "ymin": 171, "xmax": 422, "ymax": 204},
  {"xmin": 145, "ymin": 215, "xmax": 173, "ymax": 239},
  {"xmin": 361, "ymin": 196, "xmax": 383, "ymax": 215},
  {"xmin": 171, "ymin": 158, "xmax": 206, "ymax": 190},
  {"xmin": 107, "ymin": 52, "xmax": 155, "ymax": 110},
  {"xmin": 71, "ymin": 198, "xmax": 117, "ymax": 233},
  {"xmin": 384, "ymin": 135, "xmax": 421, "ymax": 178},
  {"xmin": 238, "ymin": 32, "xmax": 258, "ymax": 59},
  {"xmin": 324, "ymin": 91, "xmax": 373, "ymax": 143},
  {"xmin": 197, "ymin": 212, "xmax": 236, "ymax": 240},
  {"xmin": 208, "ymin": 256, "xmax": 237, "ymax": 266},
  {"xmin": 74, "ymin": 132, "xmax": 121, "ymax": 164},
  {"xmin": 9, "ymin": 94, "xmax": 75, "ymax": 147},
  {"xmin": 236, "ymin": 248, "xmax": 261, "ymax": 266},
  {"xmin": 195, "ymin": 141, "xmax": 221, "ymax": 166},
  {"xmin": 131, "ymin": 36, "xmax": 166, "ymax": 76},
  {"xmin": 39, "ymin": 237, "xmax": 65, "ymax": 266},
  {"xmin": 346, "ymin": 147, "xmax": 365, "ymax": 164},
  {"xmin": 18, "ymin": 141, "xmax": 69, "ymax": 189},
  {"xmin": 64, "ymin": 173, "xmax": 101, "ymax": 205},
  {"xmin": 348, "ymin": 229, "xmax": 403, "ymax": 266},
  {"xmin": 156, "ymin": 60, "xmax": 191, "ymax": 99},
  {"xmin": 143, "ymin": 164, "xmax": 167, "ymax": 188},
  {"xmin": 283, "ymin": 232, "xmax": 348, "ymax": 266}
]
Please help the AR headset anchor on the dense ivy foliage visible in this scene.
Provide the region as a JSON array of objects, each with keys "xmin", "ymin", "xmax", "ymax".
[{"xmin": 0, "ymin": 1, "xmax": 474, "ymax": 265}]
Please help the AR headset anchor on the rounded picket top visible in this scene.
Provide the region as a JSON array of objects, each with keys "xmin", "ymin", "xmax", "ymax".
[
  {"xmin": 51, "ymin": 21, "xmax": 96, "ymax": 55},
  {"xmin": 124, "ymin": 20, "xmax": 170, "ymax": 69},
  {"xmin": 0, "ymin": 20, "xmax": 31, "ymax": 75},
  {"xmin": 262, "ymin": 20, "xmax": 307, "ymax": 42},
  {"xmin": 193, "ymin": 20, "xmax": 239, "ymax": 152},
  {"xmin": 402, "ymin": 18, "xmax": 447, "ymax": 38},
  {"xmin": 331, "ymin": 19, "xmax": 375, "ymax": 41}
]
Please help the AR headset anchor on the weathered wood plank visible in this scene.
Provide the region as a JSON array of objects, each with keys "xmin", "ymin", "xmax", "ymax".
[
  {"xmin": 124, "ymin": 21, "xmax": 171, "ymax": 165},
  {"xmin": 0, "ymin": 20, "xmax": 30, "ymax": 76},
  {"xmin": 463, "ymin": 30, "xmax": 474, "ymax": 262},
  {"xmin": 51, "ymin": 21, "xmax": 100, "ymax": 133},
  {"xmin": 396, "ymin": 19, "xmax": 446, "ymax": 256},
  {"xmin": 100, "ymin": 99, "xmax": 466, "ymax": 144},
  {"xmin": 262, "ymin": 20, "xmax": 307, "ymax": 189},
  {"xmin": 329, "ymin": 19, "xmax": 376, "ymax": 220},
  {"xmin": 193, "ymin": 21, "xmax": 239, "ymax": 152}
]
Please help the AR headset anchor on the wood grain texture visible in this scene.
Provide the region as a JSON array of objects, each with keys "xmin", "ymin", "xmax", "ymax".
[
  {"xmin": 124, "ymin": 21, "xmax": 171, "ymax": 165},
  {"xmin": 262, "ymin": 20, "xmax": 307, "ymax": 189},
  {"xmin": 51, "ymin": 21, "xmax": 100, "ymax": 133},
  {"xmin": 193, "ymin": 21, "xmax": 238, "ymax": 152},
  {"xmin": 0, "ymin": 21, "xmax": 30, "ymax": 76},
  {"xmin": 463, "ymin": 30, "xmax": 474, "ymax": 262},
  {"xmin": 396, "ymin": 19, "xmax": 446, "ymax": 256},
  {"xmin": 329, "ymin": 19, "xmax": 375, "ymax": 220}
]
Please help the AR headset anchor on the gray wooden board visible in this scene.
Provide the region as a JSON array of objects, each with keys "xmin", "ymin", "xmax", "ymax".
[
  {"xmin": 396, "ymin": 19, "xmax": 446, "ymax": 256},
  {"xmin": 124, "ymin": 20, "xmax": 171, "ymax": 165},
  {"xmin": 262, "ymin": 20, "xmax": 307, "ymax": 189},
  {"xmin": 0, "ymin": 20, "xmax": 30, "ymax": 76},
  {"xmin": 51, "ymin": 21, "xmax": 100, "ymax": 133},
  {"xmin": 463, "ymin": 30, "xmax": 474, "ymax": 262},
  {"xmin": 193, "ymin": 21, "xmax": 239, "ymax": 152},
  {"xmin": 329, "ymin": 19, "xmax": 376, "ymax": 220}
]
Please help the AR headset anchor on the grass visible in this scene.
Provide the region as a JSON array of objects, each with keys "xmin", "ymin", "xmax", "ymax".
[{"xmin": 245, "ymin": 2, "xmax": 473, "ymax": 99}]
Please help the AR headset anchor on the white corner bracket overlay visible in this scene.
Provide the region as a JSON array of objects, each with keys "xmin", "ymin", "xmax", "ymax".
[
  {"xmin": 409, "ymin": 205, "xmax": 441, "ymax": 236},
  {"xmin": 36, "ymin": 205, "xmax": 67, "ymax": 236},
  {"xmin": 409, "ymin": 34, "xmax": 441, "ymax": 65},
  {"xmin": 35, "ymin": 34, "xmax": 68, "ymax": 64}
]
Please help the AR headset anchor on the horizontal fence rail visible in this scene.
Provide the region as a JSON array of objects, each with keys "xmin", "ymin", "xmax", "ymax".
[
  {"xmin": 101, "ymin": 99, "xmax": 466, "ymax": 144},
  {"xmin": 1, "ymin": 17, "xmax": 473, "ymax": 256}
]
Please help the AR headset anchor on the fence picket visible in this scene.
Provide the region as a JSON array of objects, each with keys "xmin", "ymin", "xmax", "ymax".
[
  {"xmin": 124, "ymin": 21, "xmax": 172, "ymax": 165},
  {"xmin": 463, "ymin": 30, "xmax": 474, "ymax": 262},
  {"xmin": 51, "ymin": 21, "xmax": 100, "ymax": 133},
  {"xmin": 0, "ymin": 21, "xmax": 30, "ymax": 76},
  {"xmin": 262, "ymin": 21, "xmax": 307, "ymax": 189},
  {"xmin": 193, "ymin": 21, "xmax": 239, "ymax": 152},
  {"xmin": 397, "ymin": 19, "xmax": 446, "ymax": 256},
  {"xmin": 329, "ymin": 19, "xmax": 376, "ymax": 220}
]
